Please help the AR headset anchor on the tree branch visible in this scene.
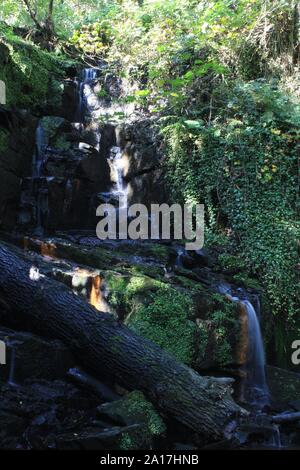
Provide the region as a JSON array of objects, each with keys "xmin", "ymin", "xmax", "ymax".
[{"xmin": 22, "ymin": 0, "xmax": 42, "ymax": 29}]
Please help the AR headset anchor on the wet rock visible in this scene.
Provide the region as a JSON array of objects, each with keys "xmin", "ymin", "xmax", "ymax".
[
  {"xmin": 0, "ymin": 378, "xmax": 100, "ymax": 449},
  {"xmin": 68, "ymin": 368, "xmax": 119, "ymax": 401},
  {"xmin": 62, "ymin": 79, "xmax": 78, "ymax": 120},
  {"xmin": 103, "ymin": 73, "xmax": 122, "ymax": 98},
  {"xmin": 115, "ymin": 120, "xmax": 166, "ymax": 205},
  {"xmin": 234, "ymin": 419, "xmax": 281, "ymax": 448},
  {"xmin": 127, "ymin": 168, "xmax": 166, "ymax": 206},
  {"xmin": 40, "ymin": 116, "xmax": 73, "ymax": 150},
  {"xmin": 0, "ymin": 327, "xmax": 75, "ymax": 383}
]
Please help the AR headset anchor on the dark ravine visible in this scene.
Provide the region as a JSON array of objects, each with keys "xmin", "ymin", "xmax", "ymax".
[{"xmin": 1, "ymin": 54, "xmax": 300, "ymax": 450}]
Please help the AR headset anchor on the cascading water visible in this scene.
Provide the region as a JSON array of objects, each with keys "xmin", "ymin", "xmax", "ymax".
[
  {"xmin": 109, "ymin": 145, "xmax": 127, "ymax": 208},
  {"xmin": 8, "ymin": 346, "xmax": 16, "ymax": 387},
  {"xmin": 175, "ymin": 247, "xmax": 185, "ymax": 267},
  {"xmin": 28, "ymin": 122, "xmax": 49, "ymax": 235},
  {"xmin": 32, "ymin": 124, "xmax": 46, "ymax": 178},
  {"xmin": 218, "ymin": 283, "xmax": 270, "ymax": 408},
  {"xmin": 75, "ymin": 68, "xmax": 99, "ymax": 127},
  {"xmin": 242, "ymin": 299, "xmax": 269, "ymax": 407}
]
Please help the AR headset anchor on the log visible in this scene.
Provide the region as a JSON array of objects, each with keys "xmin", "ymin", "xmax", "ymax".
[
  {"xmin": 272, "ymin": 412, "xmax": 300, "ymax": 424},
  {"xmin": 0, "ymin": 242, "xmax": 243, "ymax": 442}
]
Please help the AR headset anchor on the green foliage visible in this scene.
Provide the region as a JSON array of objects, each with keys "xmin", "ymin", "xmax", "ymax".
[
  {"xmin": 162, "ymin": 79, "xmax": 300, "ymax": 347},
  {"xmin": 218, "ymin": 253, "xmax": 245, "ymax": 274},
  {"xmin": 113, "ymin": 390, "xmax": 166, "ymax": 437},
  {"xmin": 128, "ymin": 286, "xmax": 197, "ymax": 365},
  {"xmin": 0, "ymin": 29, "xmax": 64, "ymax": 108},
  {"xmin": 98, "ymin": 390, "xmax": 165, "ymax": 449},
  {"xmin": 196, "ymin": 293, "xmax": 239, "ymax": 367},
  {"xmin": 70, "ymin": 21, "xmax": 112, "ymax": 55}
]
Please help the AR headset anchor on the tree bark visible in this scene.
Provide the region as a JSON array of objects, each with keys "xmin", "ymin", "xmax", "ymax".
[
  {"xmin": 0, "ymin": 243, "xmax": 243, "ymax": 442},
  {"xmin": 22, "ymin": 0, "xmax": 55, "ymax": 49},
  {"xmin": 272, "ymin": 412, "xmax": 300, "ymax": 424},
  {"xmin": 22, "ymin": 0, "xmax": 42, "ymax": 29}
]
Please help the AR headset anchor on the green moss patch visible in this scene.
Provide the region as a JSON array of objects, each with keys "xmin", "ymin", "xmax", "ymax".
[
  {"xmin": 105, "ymin": 272, "xmax": 197, "ymax": 365},
  {"xmin": 0, "ymin": 31, "xmax": 70, "ymax": 109},
  {"xmin": 98, "ymin": 390, "xmax": 166, "ymax": 449}
]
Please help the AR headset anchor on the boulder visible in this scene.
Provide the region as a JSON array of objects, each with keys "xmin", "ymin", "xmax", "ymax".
[
  {"xmin": 0, "ymin": 327, "xmax": 75, "ymax": 383},
  {"xmin": 97, "ymin": 390, "xmax": 166, "ymax": 436},
  {"xmin": 95, "ymin": 391, "xmax": 166, "ymax": 449}
]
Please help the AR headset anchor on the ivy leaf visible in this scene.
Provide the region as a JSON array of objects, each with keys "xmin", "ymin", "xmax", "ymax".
[{"xmin": 183, "ymin": 120, "xmax": 204, "ymax": 129}]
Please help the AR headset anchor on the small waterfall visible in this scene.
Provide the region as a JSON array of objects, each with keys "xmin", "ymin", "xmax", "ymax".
[
  {"xmin": 270, "ymin": 424, "xmax": 282, "ymax": 448},
  {"xmin": 75, "ymin": 68, "xmax": 99, "ymax": 125},
  {"xmin": 32, "ymin": 124, "xmax": 46, "ymax": 178},
  {"xmin": 63, "ymin": 178, "xmax": 73, "ymax": 216},
  {"xmin": 175, "ymin": 247, "xmax": 185, "ymax": 267},
  {"xmin": 218, "ymin": 283, "xmax": 270, "ymax": 408},
  {"xmin": 21, "ymin": 122, "xmax": 49, "ymax": 235},
  {"xmin": 8, "ymin": 346, "xmax": 16, "ymax": 387},
  {"xmin": 109, "ymin": 146, "xmax": 127, "ymax": 208},
  {"xmin": 242, "ymin": 299, "xmax": 270, "ymax": 407}
]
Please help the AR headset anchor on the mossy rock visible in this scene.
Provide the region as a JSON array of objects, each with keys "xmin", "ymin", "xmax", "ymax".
[
  {"xmin": 105, "ymin": 271, "xmax": 197, "ymax": 365},
  {"xmin": 40, "ymin": 116, "xmax": 72, "ymax": 150},
  {"xmin": 267, "ymin": 366, "xmax": 300, "ymax": 403},
  {"xmin": 42, "ymin": 239, "xmax": 243, "ymax": 371},
  {"xmin": 0, "ymin": 32, "xmax": 70, "ymax": 110},
  {"xmin": 97, "ymin": 391, "xmax": 166, "ymax": 450},
  {"xmin": 194, "ymin": 293, "xmax": 240, "ymax": 370},
  {"xmin": 104, "ymin": 267, "xmax": 242, "ymax": 370}
]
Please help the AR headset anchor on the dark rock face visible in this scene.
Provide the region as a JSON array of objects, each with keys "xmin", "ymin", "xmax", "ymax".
[
  {"xmin": 117, "ymin": 120, "xmax": 166, "ymax": 206},
  {"xmin": 267, "ymin": 366, "xmax": 300, "ymax": 403},
  {"xmin": 0, "ymin": 327, "xmax": 75, "ymax": 383},
  {"xmin": 17, "ymin": 116, "xmax": 112, "ymax": 232},
  {"xmin": 0, "ymin": 108, "xmax": 36, "ymax": 229}
]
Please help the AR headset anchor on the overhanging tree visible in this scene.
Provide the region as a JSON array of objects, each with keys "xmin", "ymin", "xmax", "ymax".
[{"xmin": 21, "ymin": 0, "xmax": 55, "ymax": 47}]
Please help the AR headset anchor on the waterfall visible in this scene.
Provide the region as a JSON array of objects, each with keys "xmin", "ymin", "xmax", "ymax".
[
  {"xmin": 8, "ymin": 346, "xmax": 16, "ymax": 387},
  {"xmin": 218, "ymin": 283, "xmax": 270, "ymax": 408},
  {"xmin": 175, "ymin": 247, "xmax": 185, "ymax": 267},
  {"xmin": 30, "ymin": 123, "xmax": 49, "ymax": 235},
  {"xmin": 75, "ymin": 68, "xmax": 99, "ymax": 125},
  {"xmin": 32, "ymin": 124, "xmax": 46, "ymax": 178},
  {"xmin": 109, "ymin": 145, "xmax": 127, "ymax": 208},
  {"xmin": 242, "ymin": 299, "xmax": 270, "ymax": 407}
]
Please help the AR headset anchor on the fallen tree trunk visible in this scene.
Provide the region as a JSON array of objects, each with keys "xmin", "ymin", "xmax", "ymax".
[
  {"xmin": 272, "ymin": 412, "xmax": 300, "ymax": 424},
  {"xmin": 0, "ymin": 243, "xmax": 243, "ymax": 442}
]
